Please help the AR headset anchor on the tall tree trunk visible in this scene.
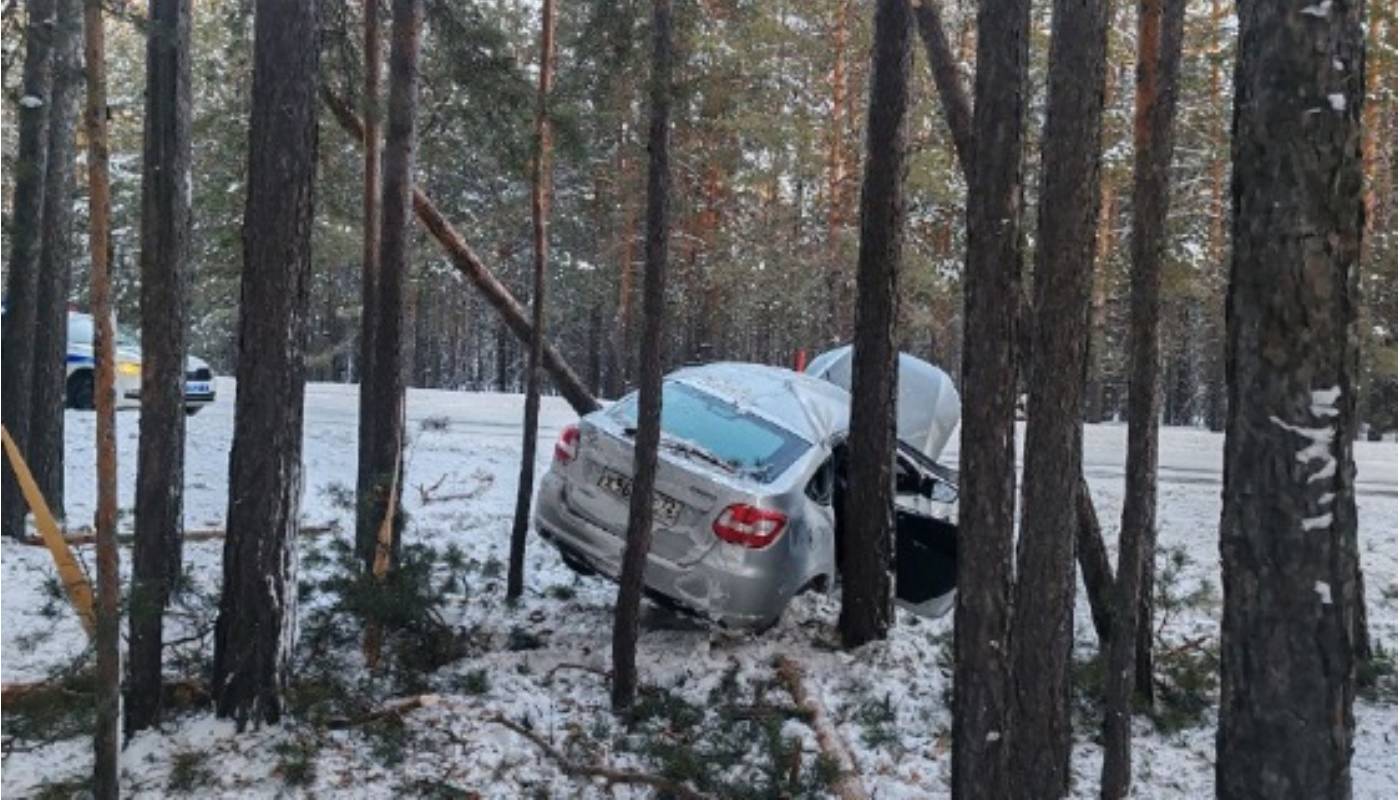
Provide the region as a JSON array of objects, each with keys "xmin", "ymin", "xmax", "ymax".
[
  {"xmin": 127, "ymin": 0, "xmax": 192, "ymax": 737},
  {"xmin": 840, "ymin": 0, "xmax": 911, "ymax": 650},
  {"xmin": 2, "ymin": 0, "xmax": 57, "ymax": 539},
  {"xmin": 611, "ymin": 0, "xmax": 671, "ymax": 713},
  {"xmin": 1010, "ymin": 0, "xmax": 1110, "ymax": 787},
  {"xmin": 29, "ymin": 0, "xmax": 81, "ymax": 520},
  {"xmin": 824, "ymin": 0, "xmax": 851, "ymax": 344},
  {"xmin": 507, "ymin": 0, "xmax": 557, "ymax": 601},
  {"xmin": 1215, "ymin": 0, "xmax": 1364, "ymax": 791},
  {"xmin": 211, "ymin": 0, "xmax": 319, "ymax": 728},
  {"xmin": 915, "ymin": 0, "xmax": 1120, "ymax": 659},
  {"xmin": 952, "ymin": 0, "xmax": 1030, "ymax": 789},
  {"xmin": 1100, "ymin": 0, "xmax": 1186, "ymax": 792},
  {"xmin": 1085, "ymin": 171, "xmax": 1118, "ymax": 423},
  {"xmin": 355, "ymin": 0, "xmax": 384, "ymax": 571},
  {"xmin": 83, "ymin": 0, "xmax": 119, "ymax": 792},
  {"xmin": 360, "ymin": 0, "xmax": 421, "ymax": 574}
]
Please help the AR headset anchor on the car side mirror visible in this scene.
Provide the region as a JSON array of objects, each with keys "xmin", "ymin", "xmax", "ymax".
[{"xmin": 926, "ymin": 478, "xmax": 957, "ymax": 504}]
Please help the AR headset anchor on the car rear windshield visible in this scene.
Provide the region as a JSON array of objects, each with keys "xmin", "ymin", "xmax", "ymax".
[{"xmin": 610, "ymin": 381, "xmax": 812, "ymax": 483}]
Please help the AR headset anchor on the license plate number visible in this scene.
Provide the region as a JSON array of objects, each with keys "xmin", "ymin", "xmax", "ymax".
[
  {"xmin": 597, "ymin": 470, "xmax": 682, "ymax": 526},
  {"xmin": 185, "ymin": 381, "xmax": 212, "ymax": 395}
]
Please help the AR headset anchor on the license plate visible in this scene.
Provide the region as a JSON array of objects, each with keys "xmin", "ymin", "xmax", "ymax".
[
  {"xmin": 597, "ymin": 470, "xmax": 682, "ymax": 527},
  {"xmin": 186, "ymin": 381, "xmax": 212, "ymax": 395}
]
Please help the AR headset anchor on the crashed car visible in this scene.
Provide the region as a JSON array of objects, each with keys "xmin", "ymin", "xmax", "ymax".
[{"xmin": 533, "ymin": 346, "xmax": 960, "ymax": 630}]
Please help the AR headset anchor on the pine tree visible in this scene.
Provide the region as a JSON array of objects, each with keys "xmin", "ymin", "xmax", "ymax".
[
  {"xmin": 507, "ymin": 0, "xmax": 558, "ymax": 602},
  {"xmin": 83, "ymin": 0, "xmax": 119, "ymax": 791},
  {"xmin": 2, "ymin": 0, "xmax": 57, "ymax": 540},
  {"xmin": 1215, "ymin": 0, "xmax": 1365, "ymax": 792},
  {"xmin": 839, "ymin": 0, "xmax": 912, "ymax": 650},
  {"xmin": 951, "ymin": 0, "xmax": 1031, "ymax": 789},
  {"xmin": 212, "ymin": 0, "xmax": 320, "ymax": 727},
  {"xmin": 1100, "ymin": 0, "xmax": 1188, "ymax": 792},
  {"xmin": 611, "ymin": 0, "xmax": 672, "ymax": 713},
  {"xmin": 128, "ymin": 0, "xmax": 193, "ymax": 736},
  {"xmin": 28, "ymin": 0, "xmax": 83, "ymax": 521},
  {"xmin": 355, "ymin": 0, "xmax": 385, "ymax": 570}
]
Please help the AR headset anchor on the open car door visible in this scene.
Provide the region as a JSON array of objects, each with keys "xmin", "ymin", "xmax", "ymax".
[
  {"xmin": 809, "ymin": 346, "xmax": 962, "ymax": 618},
  {"xmin": 893, "ymin": 441, "xmax": 958, "ymax": 617}
]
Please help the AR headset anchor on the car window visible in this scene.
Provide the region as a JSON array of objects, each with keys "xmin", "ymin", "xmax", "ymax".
[
  {"xmin": 66, "ymin": 315, "xmax": 139, "ymax": 349},
  {"xmin": 805, "ymin": 456, "xmax": 834, "ymax": 505},
  {"xmin": 68, "ymin": 315, "xmax": 93, "ymax": 345},
  {"xmin": 610, "ymin": 381, "xmax": 812, "ymax": 483}
]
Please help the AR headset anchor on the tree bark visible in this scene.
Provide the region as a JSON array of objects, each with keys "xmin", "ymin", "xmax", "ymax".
[
  {"xmin": 212, "ymin": 0, "xmax": 319, "ymax": 729},
  {"xmin": 2, "ymin": 0, "xmax": 57, "ymax": 539},
  {"xmin": 1010, "ymin": 0, "xmax": 1111, "ymax": 788},
  {"xmin": 29, "ymin": 0, "xmax": 81, "ymax": 521},
  {"xmin": 507, "ymin": 0, "xmax": 557, "ymax": 602},
  {"xmin": 127, "ymin": 0, "xmax": 192, "ymax": 737},
  {"xmin": 83, "ymin": 0, "xmax": 119, "ymax": 793},
  {"xmin": 839, "ymin": 0, "xmax": 911, "ymax": 650},
  {"xmin": 320, "ymin": 88, "xmax": 600, "ymax": 415},
  {"xmin": 354, "ymin": 0, "xmax": 384, "ymax": 572},
  {"xmin": 611, "ymin": 0, "xmax": 671, "ymax": 712},
  {"xmin": 1100, "ymin": 0, "xmax": 1186, "ymax": 792},
  {"xmin": 359, "ymin": 0, "xmax": 421, "ymax": 574},
  {"xmin": 1215, "ymin": 0, "xmax": 1364, "ymax": 792},
  {"xmin": 824, "ymin": 0, "xmax": 852, "ymax": 344},
  {"xmin": 952, "ymin": 0, "xmax": 1030, "ymax": 789}
]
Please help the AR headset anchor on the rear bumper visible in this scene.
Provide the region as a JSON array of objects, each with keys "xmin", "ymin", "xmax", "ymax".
[{"xmin": 534, "ymin": 471, "xmax": 792, "ymax": 629}]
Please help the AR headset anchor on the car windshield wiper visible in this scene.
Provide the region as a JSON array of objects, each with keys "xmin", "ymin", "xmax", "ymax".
[{"xmin": 623, "ymin": 426, "xmax": 740, "ymax": 475}]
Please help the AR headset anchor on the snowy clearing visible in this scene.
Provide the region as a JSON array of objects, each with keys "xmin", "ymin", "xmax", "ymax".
[{"xmin": 2, "ymin": 379, "xmax": 1395, "ymax": 798}]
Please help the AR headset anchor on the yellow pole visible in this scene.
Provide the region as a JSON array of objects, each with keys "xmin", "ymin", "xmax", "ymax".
[{"xmin": 1, "ymin": 425, "xmax": 96, "ymax": 637}]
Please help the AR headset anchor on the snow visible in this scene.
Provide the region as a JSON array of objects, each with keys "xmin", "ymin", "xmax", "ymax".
[
  {"xmin": 1315, "ymin": 581, "xmax": 1334, "ymax": 605},
  {"xmin": 2, "ymin": 381, "xmax": 1395, "ymax": 798},
  {"xmin": 1300, "ymin": 0, "xmax": 1333, "ymax": 17},
  {"xmin": 18, "ymin": 94, "xmax": 43, "ymax": 108},
  {"xmin": 1329, "ymin": 93, "xmax": 1348, "ymax": 111}
]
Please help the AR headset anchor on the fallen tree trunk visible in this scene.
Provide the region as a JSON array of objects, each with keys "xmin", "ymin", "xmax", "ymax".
[
  {"xmin": 321, "ymin": 88, "xmax": 600, "ymax": 417},
  {"xmin": 18, "ymin": 522, "xmax": 339, "ymax": 548},
  {"xmin": 775, "ymin": 655, "xmax": 868, "ymax": 800},
  {"xmin": 1077, "ymin": 475, "xmax": 1115, "ymax": 645}
]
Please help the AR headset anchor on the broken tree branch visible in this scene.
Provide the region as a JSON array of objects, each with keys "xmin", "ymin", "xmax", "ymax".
[
  {"xmin": 774, "ymin": 655, "xmax": 869, "ymax": 800},
  {"xmin": 490, "ymin": 713, "xmax": 713, "ymax": 800},
  {"xmin": 320, "ymin": 87, "xmax": 600, "ymax": 416},
  {"xmin": 326, "ymin": 693, "xmax": 440, "ymax": 730}
]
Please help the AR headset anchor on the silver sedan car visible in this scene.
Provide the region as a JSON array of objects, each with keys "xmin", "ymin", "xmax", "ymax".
[{"xmin": 534, "ymin": 355, "xmax": 960, "ymax": 630}]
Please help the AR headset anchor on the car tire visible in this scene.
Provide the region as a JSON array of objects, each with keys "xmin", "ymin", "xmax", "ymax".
[
  {"xmin": 66, "ymin": 371, "xmax": 95, "ymax": 410},
  {"xmin": 185, "ymin": 406, "xmax": 202, "ymax": 417},
  {"xmin": 558, "ymin": 548, "xmax": 597, "ymax": 577}
]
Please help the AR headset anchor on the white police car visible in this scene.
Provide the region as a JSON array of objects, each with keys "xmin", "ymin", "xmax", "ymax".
[{"xmin": 64, "ymin": 311, "xmax": 217, "ymax": 415}]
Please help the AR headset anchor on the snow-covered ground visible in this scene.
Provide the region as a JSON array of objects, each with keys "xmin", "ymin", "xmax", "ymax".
[{"xmin": 2, "ymin": 379, "xmax": 1395, "ymax": 798}]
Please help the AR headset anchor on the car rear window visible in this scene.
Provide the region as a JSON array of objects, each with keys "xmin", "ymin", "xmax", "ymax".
[{"xmin": 610, "ymin": 381, "xmax": 812, "ymax": 483}]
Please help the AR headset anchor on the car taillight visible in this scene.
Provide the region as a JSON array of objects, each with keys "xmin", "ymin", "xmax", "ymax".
[
  {"xmin": 553, "ymin": 424, "xmax": 580, "ymax": 465},
  {"xmin": 712, "ymin": 504, "xmax": 787, "ymax": 549}
]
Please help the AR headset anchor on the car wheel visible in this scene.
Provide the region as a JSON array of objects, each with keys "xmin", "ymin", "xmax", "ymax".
[
  {"xmin": 66, "ymin": 371, "xmax": 95, "ymax": 410},
  {"xmin": 558, "ymin": 548, "xmax": 596, "ymax": 577},
  {"xmin": 185, "ymin": 406, "xmax": 202, "ymax": 417}
]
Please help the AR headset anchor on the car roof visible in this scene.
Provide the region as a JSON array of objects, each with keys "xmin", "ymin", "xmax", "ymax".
[{"xmin": 667, "ymin": 361, "xmax": 851, "ymax": 444}]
